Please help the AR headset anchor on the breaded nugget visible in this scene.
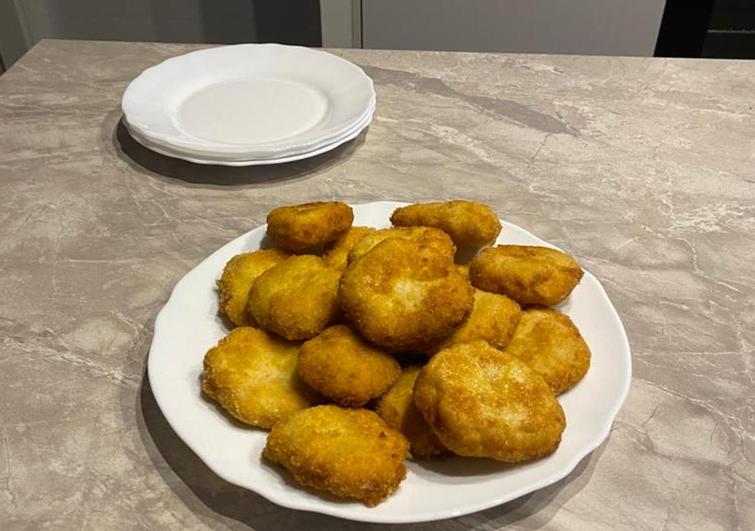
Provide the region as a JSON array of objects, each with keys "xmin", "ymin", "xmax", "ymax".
[
  {"xmin": 248, "ymin": 255, "xmax": 340, "ymax": 341},
  {"xmin": 322, "ymin": 226, "xmax": 377, "ymax": 270},
  {"xmin": 414, "ymin": 340, "xmax": 565, "ymax": 462},
  {"xmin": 202, "ymin": 327, "xmax": 320, "ymax": 429},
  {"xmin": 263, "ymin": 405, "xmax": 410, "ymax": 506},
  {"xmin": 376, "ymin": 366, "xmax": 450, "ymax": 459},
  {"xmin": 455, "ymin": 263, "xmax": 470, "ymax": 280},
  {"xmin": 505, "ymin": 309, "xmax": 591, "ymax": 394},
  {"xmin": 347, "ymin": 226, "xmax": 455, "ymax": 264},
  {"xmin": 390, "ymin": 200, "xmax": 501, "ymax": 246},
  {"xmin": 339, "ymin": 238, "xmax": 474, "ymax": 351},
  {"xmin": 266, "ymin": 201, "xmax": 354, "ymax": 252},
  {"xmin": 216, "ymin": 249, "xmax": 289, "ymax": 327},
  {"xmin": 470, "ymin": 245, "xmax": 583, "ymax": 306},
  {"xmin": 297, "ymin": 325, "xmax": 401, "ymax": 407},
  {"xmin": 428, "ymin": 289, "xmax": 522, "ymax": 354}
]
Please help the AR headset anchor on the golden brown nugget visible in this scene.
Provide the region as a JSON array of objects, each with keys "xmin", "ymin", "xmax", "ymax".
[
  {"xmin": 322, "ymin": 226, "xmax": 377, "ymax": 270},
  {"xmin": 217, "ymin": 249, "xmax": 289, "ymax": 327},
  {"xmin": 455, "ymin": 263, "xmax": 470, "ymax": 280},
  {"xmin": 347, "ymin": 226, "xmax": 456, "ymax": 264},
  {"xmin": 390, "ymin": 200, "xmax": 501, "ymax": 246},
  {"xmin": 505, "ymin": 309, "xmax": 591, "ymax": 395},
  {"xmin": 428, "ymin": 289, "xmax": 522, "ymax": 354},
  {"xmin": 376, "ymin": 366, "xmax": 450, "ymax": 459},
  {"xmin": 297, "ymin": 325, "xmax": 401, "ymax": 407},
  {"xmin": 339, "ymin": 238, "xmax": 474, "ymax": 352},
  {"xmin": 470, "ymin": 245, "xmax": 583, "ymax": 306},
  {"xmin": 266, "ymin": 201, "xmax": 354, "ymax": 252},
  {"xmin": 248, "ymin": 255, "xmax": 340, "ymax": 341},
  {"xmin": 263, "ymin": 405, "xmax": 410, "ymax": 506},
  {"xmin": 202, "ymin": 327, "xmax": 320, "ymax": 429},
  {"xmin": 414, "ymin": 340, "xmax": 565, "ymax": 462}
]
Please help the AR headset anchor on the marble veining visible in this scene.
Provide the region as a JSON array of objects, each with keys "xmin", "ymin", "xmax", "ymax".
[{"xmin": 0, "ymin": 39, "xmax": 753, "ymax": 530}]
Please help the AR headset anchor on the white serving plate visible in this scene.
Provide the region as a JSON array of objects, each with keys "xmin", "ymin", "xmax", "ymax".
[
  {"xmin": 148, "ymin": 201, "xmax": 632, "ymax": 523},
  {"xmin": 122, "ymin": 44, "xmax": 375, "ymax": 161}
]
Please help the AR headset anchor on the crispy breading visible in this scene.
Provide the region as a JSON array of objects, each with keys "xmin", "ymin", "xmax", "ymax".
[
  {"xmin": 347, "ymin": 226, "xmax": 456, "ymax": 264},
  {"xmin": 322, "ymin": 226, "xmax": 377, "ymax": 270},
  {"xmin": 505, "ymin": 309, "xmax": 591, "ymax": 394},
  {"xmin": 297, "ymin": 325, "xmax": 401, "ymax": 407},
  {"xmin": 248, "ymin": 255, "xmax": 340, "ymax": 341},
  {"xmin": 470, "ymin": 245, "xmax": 583, "ymax": 306},
  {"xmin": 266, "ymin": 201, "xmax": 354, "ymax": 252},
  {"xmin": 263, "ymin": 405, "xmax": 410, "ymax": 506},
  {"xmin": 201, "ymin": 327, "xmax": 320, "ymax": 429},
  {"xmin": 339, "ymin": 238, "xmax": 474, "ymax": 352},
  {"xmin": 427, "ymin": 289, "xmax": 522, "ymax": 354},
  {"xmin": 390, "ymin": 200, "xmax": 501, "ymax": 246},
  {"xmin": 414, "ymin": 340, "xmax": 566, "ymax": 462},
  {"xmin": 376, "ymin": 366, "xmax": 450, "ymax": 459},
  {"xmin": 216, "ymin": 249, "xmax": 289, "ymax": 327}
]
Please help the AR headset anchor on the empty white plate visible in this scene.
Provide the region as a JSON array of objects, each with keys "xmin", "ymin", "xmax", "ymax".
[{"xmin": 122, "ymin": 44, "xmax": 375, "ymax": 162}]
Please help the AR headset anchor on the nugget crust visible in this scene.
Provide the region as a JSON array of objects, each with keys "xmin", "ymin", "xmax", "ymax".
[
  {"xmin": 266, "ymin": 201, "xmax": 354, "ymax": 252},
  {"xmin": 414, "ymin": 341, "xmax": 565, "ymax": 462},
  {"xmin": 202, "ymin": 327, "xmax": 320, "ymax": 429},
  {"xmin": 390, "ymin": 200, "xmax": 501, "ymax": 246},
  {"xmin": 470, "ymin": 245, "xmax": 583, "ymax": 306},
  {"xmin": 297, "ymin": 325, "xmax": 401, "ymax": 407},
  {"xmin": 248, "ymin": 256, "xmax": 340, "ymax": 340},
  {"xmin": 263, "ymin": 405, "xmax": 410, "ymax": 506},
  {"xmin": 323, "ymin": 226, "xmax": 377, "ymax": 270},
  {"xmin": 347, "ymin": 226, "xmax": 456, "ymax": 264},
  {"xmin": 339, "ymin": 238, "xmax": 474, "ymax": 352},
  {"xmin": 428, "ymin": 289, "xmax": 522, "ymax": 354},
  {"xmin": 505, "ymin": 309, "xmax": 591, "ymax": 394},
  {"xmin": 376, "ymin": 366, "xmax": 450, "ymax": 459},
  {"xmin": 217, "ymin": 249, "xmax": 289, "ymax": 327}
]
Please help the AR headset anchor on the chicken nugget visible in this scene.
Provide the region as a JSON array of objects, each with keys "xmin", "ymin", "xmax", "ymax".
[
  {"xmin": 427, "ymin": 289, "xmax": 522, "ymax": 354},
  {"xmin": 470, "ymin": 245, "xmax": 583, "ymax": 306},
  {"xmin": 266, "ymin": 201, "xmax": 354, "ymax": 252},
  {"xmin": 202, "ymin": 327, "xmax": 320, "ymax": 429},
  {"xmin": 263, "ymin": 405, "xmax": 409, "ymax": 506},
  {"xmin": 347, "ymin": 226, "xmax": 455, "ymax": 264},
  {"xmin": 390, "ymin": 200, "xmax": 501, "ymax": 247},
  {"xmin": 414, "ymin": 340, "xmax": 565, "ymax": 462},
  {"xmin": 216, "ymin": 249, "xmax": 289, "ymax": 327},
  {"xmin": 376, "ymin": 366, "xmax": 450, "ymax": 459},
  {"xmin": 248, "ymin": 255, "xmax": 340, "ymax": 341},
  {"xmin": 297, "ymin": 325, "xmax": 401, "ymax": 407},
  {"xmin": 339, "ymin": 238, "xmax": 474, "ymax": 352},
  {"xmin": 505, "ymin": 309, "xmax": 591, "ymax": 394},
  {"xmin": 322, "ymin": 226, "xmax": 377, "ymax": 270}
]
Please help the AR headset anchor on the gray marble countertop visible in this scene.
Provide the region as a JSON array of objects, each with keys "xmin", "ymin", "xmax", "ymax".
[{"xmin": 1, "ymin": 39, "xmax": 753, "ymax": 530}]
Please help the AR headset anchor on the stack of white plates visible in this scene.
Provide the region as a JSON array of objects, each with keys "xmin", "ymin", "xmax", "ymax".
[{"xmin": 122, "ymin": 44, "xmax": 375, "ymax": 166}]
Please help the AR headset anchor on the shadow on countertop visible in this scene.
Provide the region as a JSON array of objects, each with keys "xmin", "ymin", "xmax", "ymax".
[
  {"xmin": 112, "ymin": 117, "xmax": 367, "ymax": 187},
  {"xmin": 136, "ymin": 371, "xmax": 605, "ymax": 530}
]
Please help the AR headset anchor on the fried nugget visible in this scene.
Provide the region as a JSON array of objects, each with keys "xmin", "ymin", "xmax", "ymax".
[
  {"xmin": 470, "ymin": 245, "xmax": 583, "ymax": 306},
  {"xmin": 505, "ymin": 309, "xmax": 591, "ymax": 394},
  {"xmin": 322, "ymin": 226, "xmax": 377, "ymax": 270},
  {"xmin": 202, "ymin": 327, "xmax": 320, "ymax": 429},
  {"xmin": 216, "ymin": 249, "xmax": 289, "ymax": 327},
  {"xmin": 427, "ymin": 289, "xmax": 522, "ymax": 354},
  {"xmin": 390, "ymin": 200, "xmax": 501, "ymax": 247},
  {"xmin": 376, "ymin": 366, "xmax": 450, "ymax": 459},
  {"xmin": 297, "ymin": 325, "xmax": 401, "ymax": 407},
  {"xmin": 266, "ymin": 201, "xmax": 354, "ymax": 252},
  {"xmin": 339, "ymin": 238, "xmax": 474, "ymax": 352},
  {"xmin": 347, "ymin": 226, "xmax": 455, "ymax": 264},
  {"xmin": 414, "ymin": 340, "xmax": 565, "ymax": 462},
  {"xmin": 263, "ymin": 405, "xmax": 409, "ymax": 506},
  {"xmin": 248, "ymin": 255, "xmax": 340, "ymax": 341}
]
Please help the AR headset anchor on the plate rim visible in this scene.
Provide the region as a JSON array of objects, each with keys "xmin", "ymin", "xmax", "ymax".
[{"xmin": 147, "ymin": 200, "xmax": 632, "ymax": 523}]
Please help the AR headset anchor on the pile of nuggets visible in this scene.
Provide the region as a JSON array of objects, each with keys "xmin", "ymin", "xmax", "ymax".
[{"xmin": 203, "ymin": 199, "xmax": 590, "ymax": 507}]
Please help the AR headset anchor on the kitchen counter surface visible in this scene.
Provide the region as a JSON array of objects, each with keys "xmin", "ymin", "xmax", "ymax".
[{"xmin": 1, "ymin": 39, "xmax": 753, "ymax": 530}]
